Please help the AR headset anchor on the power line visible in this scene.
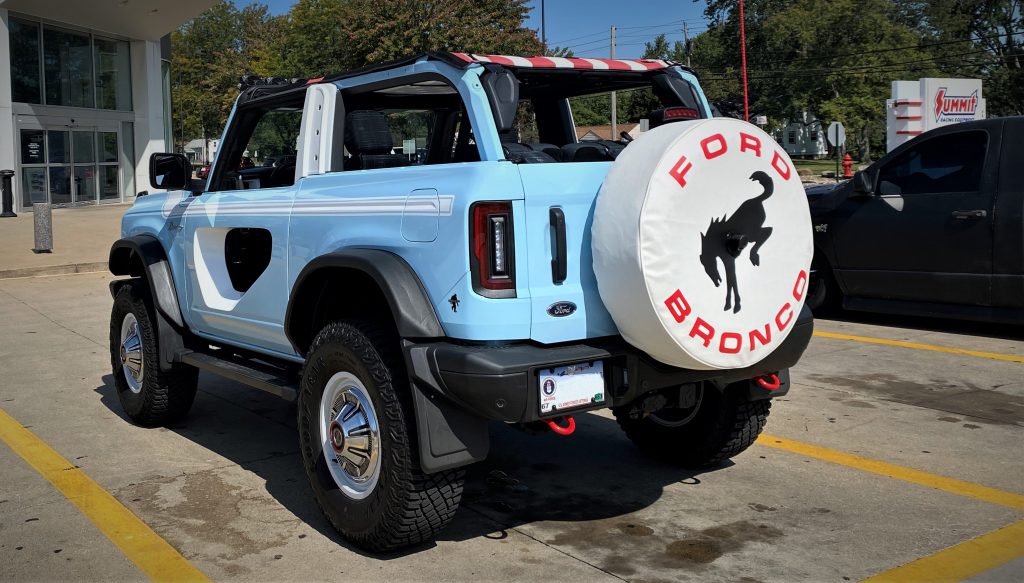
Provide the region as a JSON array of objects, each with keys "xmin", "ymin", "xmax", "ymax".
[
  {"xmin": 700, "ymin": 50, "xmax": 1024, "ymax": 81},
  {"xmin": 745, "ymin": 30, "xmax": 1022, "ymax": 67},
  {"xmin": 551, "ymin": 18, "xmax": 707, "ymax": 47}
]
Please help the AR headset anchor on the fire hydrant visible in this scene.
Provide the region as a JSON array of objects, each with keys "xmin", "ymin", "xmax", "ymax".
[{"xmin": 842, "ymin": 154, "xmax": 854, "ymax": 178}]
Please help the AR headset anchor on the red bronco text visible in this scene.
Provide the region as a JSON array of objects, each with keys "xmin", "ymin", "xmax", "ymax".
[{"xmin": 663, "ymin": 270, "xmax": 807, "ymax": 354}]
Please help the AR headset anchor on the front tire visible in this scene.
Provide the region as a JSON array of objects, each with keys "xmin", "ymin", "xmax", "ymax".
[
  {"xmin": 297, "ymin": 321, "xmax": 464, "ymax": 552},
  {"xmin": 613, "ymin": 383, "xmax": 770, "ymax": 468},
  {"xmin": 807, "ymin": 259, "xmax": 841, "ymax": 314},
  {"xmin": 109, "ymin": 281, "xmax": 198, "ymax": 426}
]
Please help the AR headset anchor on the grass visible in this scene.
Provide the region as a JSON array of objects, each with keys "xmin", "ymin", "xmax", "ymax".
[{"xmin": 793, "ymin": 158, "xmax": 855, "ymax": 175}]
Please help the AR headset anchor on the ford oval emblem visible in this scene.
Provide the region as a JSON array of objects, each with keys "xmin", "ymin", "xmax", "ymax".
[{"xmin": 547, "ymin": 302, "xmax": 577, "ymax": 317}]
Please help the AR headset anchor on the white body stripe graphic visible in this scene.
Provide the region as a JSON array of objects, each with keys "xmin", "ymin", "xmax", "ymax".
[{"xmin": 182, "ymin": 195, "xmax": 455, "ymax": 217}]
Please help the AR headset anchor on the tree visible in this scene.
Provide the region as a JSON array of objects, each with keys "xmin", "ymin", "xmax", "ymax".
[
  {"xmin": 279, "ymin": 0, "xmax": 347, "ymax": 77},
  {"xmin": 171, "ymin": 1, "xmax": 246, "ymax": 155},
  {"xmin": 914, "ymin": 0, "xmax": 1023, "ymax": 115},
  {"xmin": 689, "ymin": 0, "xmax": 943, "ymax": 159},
  {"xmin": 337, "ymin": 0, "xmax": 542, "ymax": 68}
]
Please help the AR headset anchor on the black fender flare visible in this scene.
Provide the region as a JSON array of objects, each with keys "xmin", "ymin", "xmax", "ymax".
[
  {"xmin": 284, "ymin": 249, "xmax": 445, "ymax": 356},
  {"xmin": 108, "ymin": 235, "xmax": 187, "ymax": 369},
  {"xmin": 109, "ymin": 235, "xmax": 185, "ymax": 328}
]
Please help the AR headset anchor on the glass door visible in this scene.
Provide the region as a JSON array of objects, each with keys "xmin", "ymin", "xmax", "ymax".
[
  {"xmin": 72, "ymin": 129, "xmax": 97, "ymax": 204},
  {"xmin": 98, "ymin": 129, "xmax": 120, "ymax": 201},
  {"xmin": 48, "ymin": 129, "xmax": 72, "ymax": 205},
  {"xmin": 16, "ymin": 120, "xmax": 125, "ymax": 209}
]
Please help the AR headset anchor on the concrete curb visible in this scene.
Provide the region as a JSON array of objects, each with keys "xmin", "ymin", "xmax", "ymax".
[{"xmin": 0, "ymin": 262, "xmax": 108, "ymax": 280}]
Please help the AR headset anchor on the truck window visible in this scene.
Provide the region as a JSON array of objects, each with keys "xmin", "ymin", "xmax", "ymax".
[
  {"xmin": 495, "ymin": 70, "xmax": 707, "ymax": 163},
  {"xmin": 877, "ymin": 131, "xmax": 987, "ymax": 195},
  {"xmin": 210, "ymin": 100, "xmax": 304, "ymax": 192},
  {"xmin": 340, "ymin": 78, "xmax": 472, "ymax": 170}
]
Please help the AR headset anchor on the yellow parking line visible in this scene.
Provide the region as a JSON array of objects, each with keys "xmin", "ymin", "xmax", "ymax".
[
  {"xmin": 813, "ymin": 331, "xmax": 1024, "ymax": 363},
  {"xmin": 0, "ymin": 408, "xmax": 210, "ymax": 583},
  {"xmin": 861, "ymin": 519, "xmax": 1024, "ymax": 582},
  {"xmin": 757, "ymin": 434, "xmax": 1024, "ymax": 510}
]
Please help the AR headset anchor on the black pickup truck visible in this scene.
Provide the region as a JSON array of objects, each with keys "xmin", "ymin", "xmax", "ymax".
[{"xmin": 806, "ymin": 116, "xmax": 1023, "ymax": 323}]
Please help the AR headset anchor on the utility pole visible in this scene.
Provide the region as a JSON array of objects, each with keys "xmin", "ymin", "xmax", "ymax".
[
  {"xmin": 610, "ymin": 25, "xmax": 617, "ymax": 138},
  {"xmin": 541, "ymin": 0, "xmax": 546, "ymax": 53},
  {"xmin": 683, "ymin": 22, "xmax": 691, "ymax": 67}
]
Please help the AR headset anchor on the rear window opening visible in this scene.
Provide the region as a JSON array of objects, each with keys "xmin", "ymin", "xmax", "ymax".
[{"xmin": 488, "ymin": 67, "xmax": 707, "ymax": 164}]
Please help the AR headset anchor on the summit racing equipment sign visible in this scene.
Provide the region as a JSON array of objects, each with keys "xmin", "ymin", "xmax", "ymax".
[
  {"xmin": 934, "ymin": 87, "xmax": 979, "ymax": 123},
  {"xmin": 593, "ymin": 118, "xmax": 813, "ymax": 370}
]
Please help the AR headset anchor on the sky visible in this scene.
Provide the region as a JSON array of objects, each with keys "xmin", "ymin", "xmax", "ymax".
[{"xmin": 238, "ymin": 0, "xmax": 710, "ymax": 59}]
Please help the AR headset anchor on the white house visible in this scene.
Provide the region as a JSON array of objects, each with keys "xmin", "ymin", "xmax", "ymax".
[
  {"xmin": 183, "ymin": 138, "xmax": 219, "ymax": 164},
  {"xmin": 775, "ymin": 112, "xmax": 828, "ymax": 159},
  {"xmin": 0, "ymin": 0, "xmax": 217, "ymax": 211}
]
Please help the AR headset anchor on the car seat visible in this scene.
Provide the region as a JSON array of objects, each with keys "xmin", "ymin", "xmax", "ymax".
[
  {"xmin": 499, "ymin": 130, "xmax": 556, "ymax": 164},
  {"xmin": 561, "ymin": 141, "xmax": 613, "ymax": 162},
  {"xmin": 344, "ymin": 111, "xmax": 409, "ymax": 170}
]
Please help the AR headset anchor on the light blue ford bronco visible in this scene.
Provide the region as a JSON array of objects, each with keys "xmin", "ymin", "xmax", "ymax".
[{"xmin": 108, "ymin": 51, "xmax": 814, "ymax": 551}]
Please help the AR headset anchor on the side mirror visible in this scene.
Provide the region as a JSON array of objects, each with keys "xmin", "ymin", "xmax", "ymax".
[
  {"xmin": 852, "ymin": 170, "xmax": 873, "ymax": 195},
  {"xmin": 149, "ymin": 153, "xmax": 191, "ymax": 190}
]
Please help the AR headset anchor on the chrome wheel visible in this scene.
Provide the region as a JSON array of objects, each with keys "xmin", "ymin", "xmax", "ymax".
[
  {"xmin": 320, "ymin": 372, "xmax": 380, "ymax": 499},
  {"xmin": 119, "ymin": 313, "xmax": 144, "ymax": 394},
  {"xmin": 650, "ymin": 386, "xmax": 704, "ymax": 428}
]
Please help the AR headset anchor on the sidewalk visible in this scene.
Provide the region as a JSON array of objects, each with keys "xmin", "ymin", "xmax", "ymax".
[{"xmin": 0, "ymin": 204, "xmax": 127, "ymax": 278}]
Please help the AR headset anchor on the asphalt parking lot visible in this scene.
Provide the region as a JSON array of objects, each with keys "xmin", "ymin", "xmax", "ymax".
[{"xmin": 0, "ymin": 271, "xmax": 1021, "ymax": 582}]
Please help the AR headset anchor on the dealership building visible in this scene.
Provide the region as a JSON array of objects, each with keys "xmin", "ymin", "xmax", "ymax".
[{"xmin": 0, "ymin": 0, "xmax": 214, "ymax": 212}]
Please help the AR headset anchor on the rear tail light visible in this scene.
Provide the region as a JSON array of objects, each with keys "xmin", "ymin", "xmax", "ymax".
[
  {"xmin": 663, "ymin": 107, "xmax": 701, "ymax": 121},
  {"xmin": 470, "ymin": 201, "xmax": 515, "ymax": 296}
]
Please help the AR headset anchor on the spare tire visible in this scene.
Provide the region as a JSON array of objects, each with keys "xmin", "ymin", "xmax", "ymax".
[{"xmin": 592, "ymin": 118, "xmax": 812, "ymax": 370}]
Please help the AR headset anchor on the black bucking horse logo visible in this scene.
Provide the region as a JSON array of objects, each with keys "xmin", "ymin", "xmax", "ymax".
[{"xmin": 699, "ymin": 171, "xmax": 774, "ymax": 314}]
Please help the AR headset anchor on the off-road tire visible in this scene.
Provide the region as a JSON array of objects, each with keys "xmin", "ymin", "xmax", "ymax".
[
  {"xmin": 297, "ymin": 320, "xmax": 464, "ymax": 552},
  {"xmin": 613, "ymin": 385, "xmax": 771, "ymax": 468},
  {"xmin": 109, "ymin": 281, "xmax": 198, "ymax": 426},
  {"xmin": 807, "ymin": 259, "xmax": 841, "ymax": 314}
]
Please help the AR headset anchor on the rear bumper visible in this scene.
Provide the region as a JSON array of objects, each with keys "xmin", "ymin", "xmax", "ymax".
[{"xmin": 405, "ymin": 305, "xmax": 813, "ymax": 423}]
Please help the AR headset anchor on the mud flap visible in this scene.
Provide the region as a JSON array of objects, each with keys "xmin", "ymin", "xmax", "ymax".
[{"xmin": 405, "ymin": 344, "xmax": 490, "ymax": 474}]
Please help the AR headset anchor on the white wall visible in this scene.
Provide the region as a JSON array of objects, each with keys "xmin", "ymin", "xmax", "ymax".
[
  {"xmin": 0, "ymin": 9, "xmax": 17, "ymax": 203},
  {"xmin": 130, "ymin": 39, "xmax": 167, "ymax": 197}
]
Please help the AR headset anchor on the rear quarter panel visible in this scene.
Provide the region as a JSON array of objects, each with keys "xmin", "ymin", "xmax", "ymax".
[{"xmin": 287, "ymin": 161, "xmax": 534, "ymax": 341}]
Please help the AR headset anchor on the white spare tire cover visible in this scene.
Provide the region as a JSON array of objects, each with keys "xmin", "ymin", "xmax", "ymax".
[{"xmin": 592, "ymin": 118, "xmax": 812, "ymax": 370}]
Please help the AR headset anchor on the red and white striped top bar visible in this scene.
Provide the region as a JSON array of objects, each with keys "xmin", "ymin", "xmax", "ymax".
[{"xmin": 450, "ymin": 53, "xmax": 671, "ymax": 71}]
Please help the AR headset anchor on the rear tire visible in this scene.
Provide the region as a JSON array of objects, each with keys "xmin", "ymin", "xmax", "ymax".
[
  {"xmin": 297, "ymin": 320, "xmax": 464, "ymax": 552},
  {"xmin": 109, "ymin": 281, "xmax": 198, "ymax": 426},
  {"xmin": 613, "ymin": 384, "xmax": 770, "ymax": 468}
]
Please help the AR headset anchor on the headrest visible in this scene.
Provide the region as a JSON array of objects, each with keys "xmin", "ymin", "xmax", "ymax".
[{"xmin": 345, "ymin": 110, "xmax": 394, "ymax": 156}]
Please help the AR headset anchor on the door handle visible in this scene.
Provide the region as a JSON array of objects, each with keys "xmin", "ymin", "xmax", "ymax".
[
  {"xmin": 549, "ymin": 207, "xmax": 567, "ymax": 284},
  {"xmin": 951, "ymin": 210, "xmax": 986, "ymax": 219}
]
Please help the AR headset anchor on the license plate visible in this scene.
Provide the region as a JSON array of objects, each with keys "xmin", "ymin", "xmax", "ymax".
[{"xmin": 539, "ymin": 361, "xmax": 605, "ymax": 414}]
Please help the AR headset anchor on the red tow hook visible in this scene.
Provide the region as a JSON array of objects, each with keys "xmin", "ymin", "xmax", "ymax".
[
  {"xmin": 755, "ymin": 374, "xmax": 781, "ymax": 391},
  {"xmin": 545, "ymin": 416, "xmax": 576, "ymax": 436}
]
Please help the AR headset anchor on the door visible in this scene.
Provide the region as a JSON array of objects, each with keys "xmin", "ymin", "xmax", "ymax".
[
  {"xmin": 182, "ymin": 107, "xmax": 303, "ymax": 357},
  {"xmin": 16, "ymin": 121, "xmax": 122, "ymax": 209},
  {"xmin": 832, "ymin": 129, "xmax": 993, "ymax": 305}
]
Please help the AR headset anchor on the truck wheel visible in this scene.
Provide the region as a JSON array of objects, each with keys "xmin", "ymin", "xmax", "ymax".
[
  {"xmin": 613, "ymin": 384, "xmax": 770, "ymax": 468},
  {"xmin": 297, "ymin": 321, "xmax": 464, "ymax": 552},
  {"xmin": 807, "ymin": 259, "xmax": 841, "ymax": 314},
  {"xmin": 109, "ymin": 281, "xmax": 198, "ymax": 426}
]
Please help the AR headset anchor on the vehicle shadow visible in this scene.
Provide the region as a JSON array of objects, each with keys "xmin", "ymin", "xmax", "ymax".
[
  {"xmin": 818, "ymin": 309, "xmax": 1024, "ymax": 342},
  {"xmin": 95, "ymin": 372, "xmax": 728, "ymax": 557}
]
